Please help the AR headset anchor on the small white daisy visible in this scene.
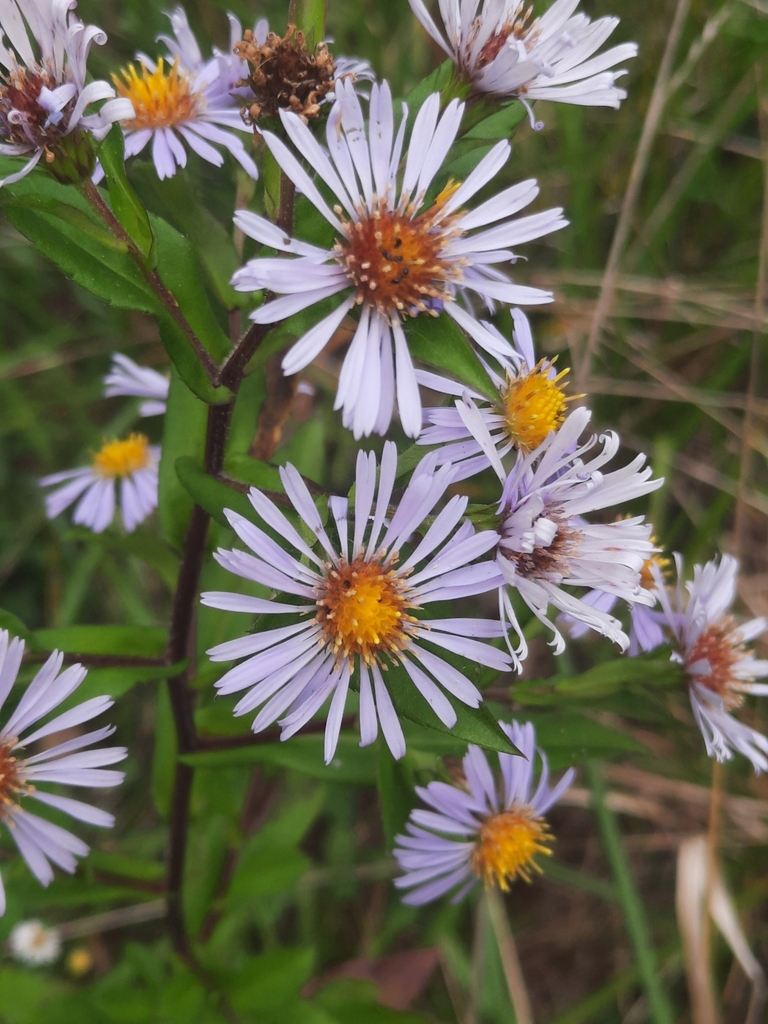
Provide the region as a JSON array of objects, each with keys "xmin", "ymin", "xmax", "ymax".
[
  {"xmin": 8, "ymin": 920, "xmax": 61, "ymax": 965},
  {"xmin": 40, "ymin": 433, "xmax": 160, "ymax": 533},
  {"xmin": 653, "ymin": 555, "xmax": 768, "ymax": 773},
  {"xmin": 109, "ymin": 6, "xmax": 258, "ymax": 181},
  {"xmin": 487, "ymin": 407, "xmax": 661, "ymax": 669},
  {"xmin": 201, "ymin": 441, "xmax": 510, "ymax": 763},
  {"xmin": 0, "ymin": 630, "xmax": 126, "ymax": 916},
  {"xmin": 409, "ymin": 0, "xmax": 637, "ymax": 121},
  {"xmin": 0, "ymin": 0, "xmax": 134, "ymax": 186},
  {"xmin": 393, "ymin": 718, "xmax": 574, "ymax": 905},
  {"xmin": 231, "ymin": 78, "xmax": 567, "ymax": 439},
  {"xmin": 417, "ymin": 308, "xmax": 576, "ymax": 481},
  {"xmin": 103, "ymin": 353, "xmax": 169, "ymax": 417}
]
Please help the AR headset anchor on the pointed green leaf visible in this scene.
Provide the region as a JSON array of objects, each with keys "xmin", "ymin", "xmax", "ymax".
[
  {"xmin": 99, "ymin": 126, "xmax": 156, "ymax": 264},
  {"xmin": 404, "ymin": 313, "xmax": 497, "ymax": 401}
]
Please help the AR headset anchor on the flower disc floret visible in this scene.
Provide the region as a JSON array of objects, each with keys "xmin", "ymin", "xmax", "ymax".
[
  {"xmin": 92, "ymin": 434, "xmax": 151, "ymax": 479},
  {"xmin": 471, "ymin": 808, "xmax": 552, "ymax": 889},
  {"xmin": 114, "ymin": 59, "xmax": 198, "ymax": 130},
  {"xmin": 503, "ymin": 360, "xmax": 570, "ymax": 453}
]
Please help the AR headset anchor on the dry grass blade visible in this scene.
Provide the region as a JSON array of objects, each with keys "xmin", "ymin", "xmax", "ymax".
[
  {"xmin": 579, "ymin": 0, "xmax": 692, "ymax": 387},
  {"xmin": 485, "ymin": 888, "xmax": 535, "ymax": 1024}
]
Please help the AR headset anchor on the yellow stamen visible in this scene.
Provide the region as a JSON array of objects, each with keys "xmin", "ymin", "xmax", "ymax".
[
  {"xmin": 471, "ymin": 809, "xmax": 552, "ymax": 890},
  {"xmin": 316, "ymin": 557, "xmax": 416, "ymax": 664},
  {"xmin": 92, "ymin": 434, "xmax": 151, "ymax": 479},
  {"xmin": 640, "ymin": 548, "xmax": 670, "ymax": 590},
  {"xmin": 503, "ymin": 360, "xmax": 575, "ymax": 453},
  {"xmin": 113, "ymin": 58, "xmax": 199, "ymax": 130}
]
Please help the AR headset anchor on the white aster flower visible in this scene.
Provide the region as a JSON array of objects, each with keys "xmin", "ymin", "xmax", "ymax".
[
  {"xmin": 409, "ymin": 0, "xmax": 637, "ymax": 120},
  {"xmin": 231, "ymin": 78, "xmax": 567, "ymax": 439},
  {"xmin": 0, "ymin": 630, "xmax": 126, "ymax": 915},
  {"xmin": 40, "ymin": 433, "xmax": 160, "ymax": 533},
  {"xmin": 488, "ymin": 407, "xmax": 661, "ymax": 668},
  {"xmin": 109, "ymin": 6, "xmax": 258, "ymax": 181},
  {"xmin": 394, "ymin": 718, "xmax": 574, "ymax": 905},
  {"xmin": 653, "ymin": 555, "xmax": 768, "ymax": 773},
  {"xmin": 417, "ymin": 308, "xmax": 576, "ymax": 481},
  {"xmin": 202, "ymin": 441, "xmax": 510, "ymax": 763},
  {"xmin": 8, "ymin": 920, "xmax": 61, "ymax": 965},
  {"xmin": 0, "ymin": 0, "xmax": 133, "ymax": 187},
  {"xmin": 103, "ymin": 353, "xmax": 169, "ymax": 417}
]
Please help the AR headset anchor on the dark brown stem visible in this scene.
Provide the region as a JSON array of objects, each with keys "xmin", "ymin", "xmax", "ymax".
[{"xmin": 81, "ymin": 180, "xmax": 221, "ymax": 388}]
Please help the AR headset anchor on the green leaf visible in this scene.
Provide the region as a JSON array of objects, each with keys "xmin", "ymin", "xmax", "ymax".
[
  {"xmin": 224, "ymin": 368, "xmax": 268, "ymax": 461},
  {"xmin": 462, "ymin": 99, "xmax": 527, "ymax": 139},
  {"xmin": 184, "ymin": 814, "xmax": 230, "ymax": 935},
  {"xmin": 87, "ymin": 850, "xmax": 165, "ymax": 884},
  {"xmin": 31, "ymin": 625, "xmax": 166, "ymax": 656},
  {"xmin": 159, "ymin": 368, "xmax": 210, "ymax": 549},
  {"xmin": 175, "ymin": 456, "xmax": 255, "ymax": 529},
  {"xmin": 403, "ymin": 60, "xmax": 462, "ymax": 114},
  {"xmin": 223, "ymin": 454, "xmax": 283, "ymax": 491},
  {"xmin": 513, "ymin": 654, "xmax": 684, "ymax": 705},
  {"xmin": 69, "ymin": 664, "xmax": 180, "ymax": 703},
  {"xmin": 152, "ymin": 685, "xmax": 178, "ymax": 819},
  {"xmin": 65, "ymin": 527, "xmax": 180, "ymax": 590},
  {"xmin": 377, "ymin": 743, "xmax": 415, "ymax": 847},
  {"xmin": 526, "ymin": 712, "xmax": 647, "ymax": 765},
  {"xmin": 99, "ymin": 127, "xmax": 155, "ymax": 264},
  {"xmin": 405, "ymin": 313, "xmax": 497, "ymax": 401},
  {"xmin": 182, "ymin": 734, "xmax": 378, "ymax": 786},
  {"xmin": 0, "ymin": 608, "xmax": 33, "ymax": 642},
  {"xmin": 385, "ymin": 661, "xmax": 520, "ymax": 755},
  {"xmin": 226, "ymin": 948, "xmax": 316, "ymax": 1014}
]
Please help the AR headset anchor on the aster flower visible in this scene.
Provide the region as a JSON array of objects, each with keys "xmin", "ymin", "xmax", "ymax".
[
  {"xmin": 393, "ymin": 718, "xmax": 574, "ymax": 905},
  {"xmin": 40, "ymin": 433, "xmax": 160, "ymax": 533},
  {"xmin": 417, "ymin": 308, "xmax": 576, "ymax": 481},
  {"xmin": 201, "ymin": 442, "xmax": 510, "ymax": 763},
  {"xmin": 488, "ymin": 407, "xmax": 661, "ymax": 669},
  {"xmin": 8, "ymin": 920, "xmax": 61, "ymax": 965},
  {"xmin": 108, "ymin": 7, "xmax": 258, "ymax": 181},
  {"xmin": 409, "ymin": 0, "xmax": 637, "ymax": 120},
  {"xmin": 0, "ymin": 630, "xmax": 126, "ymax": 915},
  {"xmin": 0, "ymin": 0, "xmax": 134, "ymax": 187},
  {"xmin": 652, "ymin": 555, "xmax": 768, "ymax": 773},
  {"xmin": 103, "ymin": 353, "xmax": 169, "ymax": 417},
  {"xmin": 231, "ymin": 78, "xmax": 567, "ymax": 439}
]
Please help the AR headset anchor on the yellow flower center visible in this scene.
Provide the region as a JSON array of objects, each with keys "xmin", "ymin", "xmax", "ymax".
[
  {"xmin": 113, "ymin": 58, "xmax": 199, "ymax": 130},
  {"xmin": 92, "ymin": 434, "xmax": 151, "ymax": 478},
  {"xmin": 471, "ymin": 809, "xmax": 552, "ymax": 890},
  {"xmin": 335, "ymin": 184, "xmax": 464, "ymax": 319},
  {"xmin": 639, "ymin": 549, "xmax": 670, "ymax": 590},
  {"xmin": 503, "ymin": 360, "xmax": 572, "ymax": 453},
  {"xmin": 316, "ymin": 557, "xmax": 417, "ymax": 664}
]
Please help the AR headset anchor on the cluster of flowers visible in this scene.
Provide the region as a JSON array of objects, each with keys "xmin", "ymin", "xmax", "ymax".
[{"xmin": 1, "ymin": 0, "xmax": 766, "ymax": 911}]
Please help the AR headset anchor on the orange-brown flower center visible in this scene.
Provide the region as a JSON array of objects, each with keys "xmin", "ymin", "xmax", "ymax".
[
  {"xmin": 471, "ymin": 809, "xmax": 552, "ymax": 890},
  {"xmin": 0, "ymin": 740, "xmax": 25, "ymax": 811},
  {"xmin": 477, "ymin": 6, "xmax": 539, "ymax": 67},
  {"xmin": 0, "ymin": 67, "xmax": 71, "ymax": 148},
  {"xmin": 686, "ymin": 618, "xmax": 744, "ymax": 709},
  {"xmin": 335, "ymin": 186, "xmax": 464, "ymax": 319},
  {"xmin": 316, "ymin": 557, "xmax": 417, "ymax": 664}
]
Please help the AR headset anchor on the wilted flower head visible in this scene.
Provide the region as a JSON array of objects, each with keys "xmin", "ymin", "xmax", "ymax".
[
  {"xmin": 0, "ymin": 0, "xmax": 133, "ymax": 186},
  {"xmin": 232, "ymin": 78, "xmax": 566, "ymax": 439},
  {"xmin": 235, "ymin": 21, "xmax": 373, "ymax": 124},
  {"xmin": 40, "ymin": 433, "xmax": 160, "ymax": 533},
  {"xmin": 202, "ymin": 442, "xmax": 510, "ymax": 763},
  {"xmin": 109, "ymin": 7, "xmax": 257, "ymax": 181},
  {"xmin": 8, "ymin": 920, "xmax": 61, "ymax": 965},
  {"xmin": 488, "ymin": 407, "xmax": 661, "ymax": 669},
  {"xmin": 394, "ymin": 719, "xmax": 574, "ymax": 904},
  {"xmin": 0, "ymin": 631, "xmax": 126, "ymax": 915},
  {"xmin": 103, "ymin": 353, "xmax": 169, "ymax": 418},
  {"xmin": 418, "ymin": 309, "xmax": 576, "ymax": 481},
  {"xmin": 409, "ymin": 0, "xmax": 637, "ymax": 120},
  {"xmin": 653, "ymin": 555, "xmax": 768, "ymax": 772}
]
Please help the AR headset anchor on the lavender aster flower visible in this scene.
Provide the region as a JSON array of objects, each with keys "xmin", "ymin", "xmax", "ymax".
[
  {"xmin": 40, "ymin": 433, "xmax": 160, "ymax": 533},
  {"xmin": 417, "ymin": 309, "xmax": 575, "ymax": 481},
  {"xmin": 0, "ymin": 0, "xmax": 133, "ymax": 186},
  {"xmin": 231, "ymin": 78, "xmax": 567, "ymax": 439},
  {"xmin": 0, "ymin": 630, "xmax": 126, "ymax": 915},
  {"xmin": 394, "ymin": 719, "xmax": 574, "ymax": 905},
  {"xmin": 202, "ymin": 442, "xmax": 510, "ymax": 763},
  {"xmin": 108, "ymin": 7, "xmax": 258, "ymax": 181},
  {"xmin": 489, "ymin": 407, "xmax": 661, "ymax": 668},
  {"xmin": 653, "ymin": 555, "xmax": 768, "ymax": 772},
  {"xmin": 409, "ymin": 0, "xmax": 637, "ymax": 120},
  {"xmin": 103, "ymin": 354, "xmax": 169, "ymax": 418}
]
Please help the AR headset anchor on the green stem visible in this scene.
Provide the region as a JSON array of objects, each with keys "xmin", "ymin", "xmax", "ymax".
[{"xmin": 586, "ymin": 761, "xmax": 675, "ymax": 1024}]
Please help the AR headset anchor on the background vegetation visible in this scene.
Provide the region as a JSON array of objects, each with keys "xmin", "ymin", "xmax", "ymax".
[{"xmin": 0, "ymin": 0, "xmax": 767, "ymax": 1021}]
